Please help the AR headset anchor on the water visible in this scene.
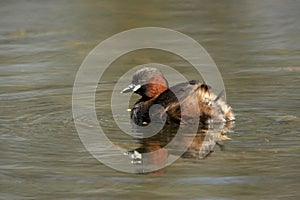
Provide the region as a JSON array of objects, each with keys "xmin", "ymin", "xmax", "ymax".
[{"xmin": 1, "ymin": 0, "xmax": 300, "ymax": 199}]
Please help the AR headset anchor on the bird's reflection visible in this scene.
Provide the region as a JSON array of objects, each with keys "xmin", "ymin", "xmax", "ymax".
[{"xmin": 124, "ymin": 122, "xmax": 234, "ymax": 173}]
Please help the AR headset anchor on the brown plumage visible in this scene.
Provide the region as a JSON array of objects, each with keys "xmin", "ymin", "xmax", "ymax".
[{"xmin": 121, "ymin": 67, "xmax": 235, "ymax": 126}]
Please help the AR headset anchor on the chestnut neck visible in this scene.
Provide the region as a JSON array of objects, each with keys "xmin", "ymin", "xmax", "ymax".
[{"xmin": 136, "ymin": 74, "xmax": 168, "ymax": 101}]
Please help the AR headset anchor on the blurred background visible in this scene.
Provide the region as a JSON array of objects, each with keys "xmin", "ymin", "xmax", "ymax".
[{"xmin": 0, "ymin": 0, "xmax": 299, "ymax": 199}]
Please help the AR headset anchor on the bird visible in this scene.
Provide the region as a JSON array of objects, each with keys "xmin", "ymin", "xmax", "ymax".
[{"xmin": 121, "ymin": 67, "xmax": 235, "ymax": 127}]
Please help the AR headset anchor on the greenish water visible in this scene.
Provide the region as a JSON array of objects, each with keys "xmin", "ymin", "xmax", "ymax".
[{"xmin": 1, "ymin": 0, "xmax": 299, "ymax": 199}]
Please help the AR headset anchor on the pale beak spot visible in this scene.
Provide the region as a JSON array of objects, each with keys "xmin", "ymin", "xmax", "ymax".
[{"xmin": 121, "ymin": 84, "xmax": 141, "ymax": 93}]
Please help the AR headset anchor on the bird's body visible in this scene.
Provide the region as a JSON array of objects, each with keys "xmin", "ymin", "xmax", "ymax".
[{"xmin": 121, "ymin": 68, "xmax": 235, "ymax": 126}]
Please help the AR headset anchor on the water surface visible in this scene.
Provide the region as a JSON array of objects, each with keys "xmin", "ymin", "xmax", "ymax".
[{"xmin": 1, "ymin": 0, "xmax": 299, "ymax": 199}]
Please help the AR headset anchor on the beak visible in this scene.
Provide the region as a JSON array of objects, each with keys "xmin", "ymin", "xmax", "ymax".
[{"xmin": 121, "ymin": 84, "xmax": 141, "ymax": 93}]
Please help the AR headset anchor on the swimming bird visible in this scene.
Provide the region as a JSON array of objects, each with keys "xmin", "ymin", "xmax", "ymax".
[{"xmin": 121, "ymin": 67, "xmax": 235, "ymax": 126}]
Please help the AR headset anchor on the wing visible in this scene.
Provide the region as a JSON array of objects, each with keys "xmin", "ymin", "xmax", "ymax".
[
  {"xmin": 152, "ymin": 80, "xmax": 235, "ymax": 124},
  {"xmin": 152, "ymin": 80, "xmax": 211, "ymax": 125}
]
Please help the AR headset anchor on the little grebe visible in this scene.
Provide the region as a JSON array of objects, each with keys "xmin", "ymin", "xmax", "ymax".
[{"xmin": 121, "ymin": 68, "xmax": 235, "ymax": 126}]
